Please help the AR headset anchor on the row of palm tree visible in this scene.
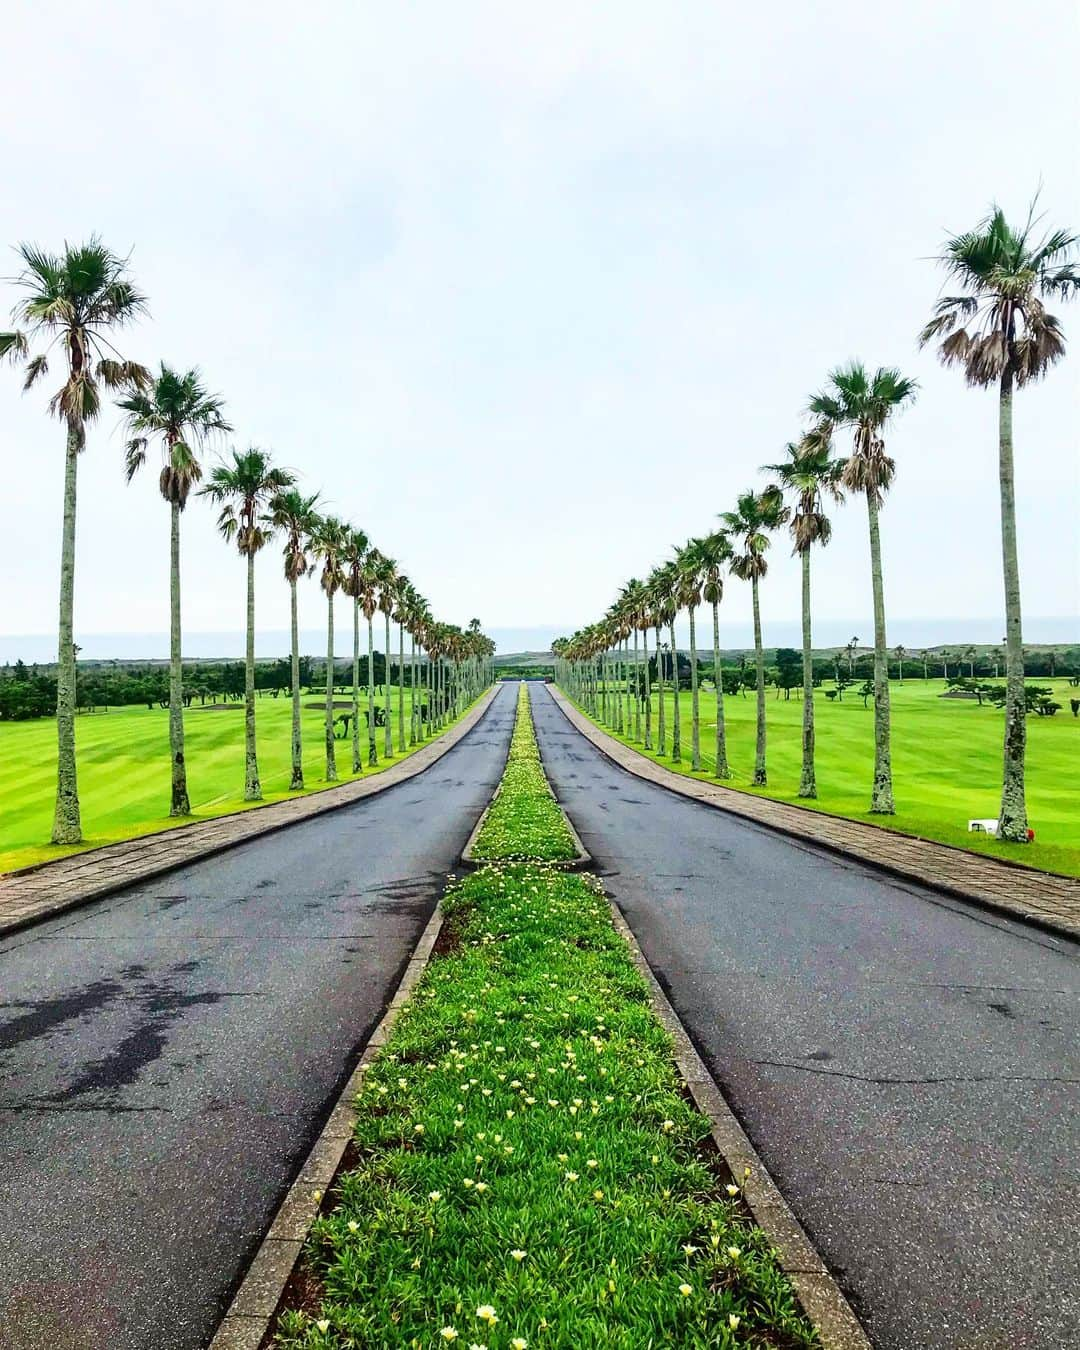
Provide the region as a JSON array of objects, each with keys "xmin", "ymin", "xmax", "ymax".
[
  {"xmin": 1, "ymin": 239, "xmax": 494, "ymax": 843},
  {"xmin": 554, "ymin": 203, "xmax": 1076, "ymax": 841}
]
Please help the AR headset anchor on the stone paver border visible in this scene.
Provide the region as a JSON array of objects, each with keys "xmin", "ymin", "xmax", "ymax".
[
  {"xmin": 0, "ymin": 687, "xmax": 500, "ymax": 938},
  {"xmin": 547, "ymin": 685, "xmax": 1080, "ymax": 943}
]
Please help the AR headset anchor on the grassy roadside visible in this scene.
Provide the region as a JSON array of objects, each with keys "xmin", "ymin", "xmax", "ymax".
[
  {"xmin": 470, "ymin": 684, "xmax": 577, "ymax": 862},
  {"xmin": 560, "ymin": 682, "xmax": 1080, "ymax": 878},
  {"xmin": 0, "ymin": 690, "xmax": 484, "ymax": 874},
  {"xmin": 274, "ymin": 685, "xmax": 816, "ymax": 1348}
]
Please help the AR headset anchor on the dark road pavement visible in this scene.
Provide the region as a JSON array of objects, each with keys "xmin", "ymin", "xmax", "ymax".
[
  {"xmin": 0, "ymin": 684, "xmax": 514, "ymax": 1350},
  {"xmin": 529, "ymin": 683, "xmax": 1080, "ymax": 1350}
]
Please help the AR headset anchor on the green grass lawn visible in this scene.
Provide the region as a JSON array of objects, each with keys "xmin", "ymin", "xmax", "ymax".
[
  {"xmin": 0, "ymin": 689, "xmax": 456, "ymax": 874},
  {"xmin": 573, "ymin": 678, "xmax": 1080, "ymax": 877}
]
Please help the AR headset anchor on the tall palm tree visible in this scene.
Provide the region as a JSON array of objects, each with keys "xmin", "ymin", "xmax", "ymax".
[
  {"xmin": 201, "ymin": 448, "xmax": 294, "ymax": 800},
  {"xmin": 375, "ymin": 554, "xmax": 398, "ymax": 759},
  {"xmin": 697, "ymin": 530, "xmax": 733, "ymax": 778},
  {"xmin": 119, "ymin": 365, "xmax": 230, "ymax": 815},
  {"xmin": 311, "ymin": 515, "xmax": 348, "ymax": 782},
  {"xmin": 894, "ymin": 645, "xmax": 907, "ymax": 683},
  {"xmin": 358, "ymin": 547, "xmax": 382, "ymax": 765},
  {"xmin": 269, "ymin": 488, "xmax": 321, "ymax": 789},
  {"xmin": 1, "ymin": 239, "xmax": 149, "ymax": 843},
  {"xmin": 722, "ymin": 487, "xmax": 790, "ymax": 786},
  {"xmin": 674, "ymin": 541, "xmax": 707, "ymax": 770},
  {"xmin": 763, "ymin": 438, "xmax": 845, "ymax": 798},
  {"xmin": 644, "ymin": 568, "xmax": 670, "ymax": 755},
  {"xmin": 342, "ymin": 527, "xmax": 371, "ymax": 774},
  {"xmin": 920, "ymin": 203, "xmax": 1077, "ymax": 840},
  {"xmin": 809, "ymin": 362, "xmax": 917, "ymax": 813},
  {"xmin": 394, "ymin": 577, "xmax": 414, "ymax": 753},
  {"xmin": 653, "ymin": 563, "xmax": 680, "ymax": 761}
]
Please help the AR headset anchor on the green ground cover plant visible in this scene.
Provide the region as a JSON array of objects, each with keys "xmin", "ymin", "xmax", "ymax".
[
  {"xmin": 274, "ymin": 687, "xmax": 815, "ymax": 1348},
  {"xmin": 568, "ymin": 679, "xmax": 1080, "ymax": 877},
  {"xmin": 470, "ymin": 684, "xmax": 577, "ymax": 862},
  {"xmin": 0, "ymin": 689, "xmax": 471, "ymax": 874}
]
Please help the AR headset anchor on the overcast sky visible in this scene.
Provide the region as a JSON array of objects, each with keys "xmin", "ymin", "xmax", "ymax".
[{"xmin": 1, "ymin": 1, "xmax": 1077, "ymax": 657}]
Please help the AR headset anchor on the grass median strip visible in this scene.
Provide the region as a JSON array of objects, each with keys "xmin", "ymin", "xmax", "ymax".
[
  {"xmin": 469, "ymin": 684, "xmax": 577, "ymax": 863},
  {"xmin": 274, "ymin": 686, "xmax": 816, "ymax": 1348}
]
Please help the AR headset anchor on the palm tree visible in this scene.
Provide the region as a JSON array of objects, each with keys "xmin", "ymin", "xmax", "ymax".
[
  {"xmin": 342, "ymin": 527, "xmax": 371, "ymax": 773},
  {"xmin": 696, "ymin": 531, "xmax": 733, "ymax": 778},
  {"xmin": 644, "ymin": 568, "xmax": 670, "ymax": 755},
  {"xmin": 674, "ymin": 541, "xmax": 707, "ymax": 770},
  {"xmin": 358, "ymin": 547, "xmax": 382, "ymax": 765},
  {"xmin": 920, "ymin": 203, "xmax": 1077, "ymax": 841},
  {"xmin": 965, "ymin": 644, "xmax": 977, "ymax": 678},
  {"xmin": 201, "ymin": 448, "xmax": 294, "ymax": 800},
  {"xmin": 119, "ymin": 365, "xmax": 230, "ymax": 815},
  {"xmin": 809, "ymin": 362, "xmax": 917, "ymax": 814},
  {"xmin": 269, "ymin": 488, "xmax": 321, "ymax": 789},
  {"xmin": 763, "ymin": 439, "xmax": 845, "ymax": 798},
  {"xmin": 311, "ymin": 516, "xmax": 348, "ymax": 782},
  {"xmin": 894, "ymin": 644, "xmax": 907, "ymax": 683},
  {"xmin": 394, "ymin": 578, "xmax": 414, "ymax": 753},
  {"xmin": 722, "ymin": 488, "xmax": 790, "ymax": 785},
  {"xmin": 1, "ymin": 239, "xmax": 149, "ymax": 842},
  {"xmin": 375, "ymin": 554, "xmax": 398, "ymax": 759},
  {"xmin": 654, "ymin": 563, "xmax": 681, "ymax": 761}
]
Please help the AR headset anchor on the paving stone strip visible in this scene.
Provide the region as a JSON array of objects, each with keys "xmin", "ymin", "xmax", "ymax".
[
  {"xmin": 0, "ymin": 687, "xmax": 499, "ymax": 937},
  {"xmin": 548, "ymin": 684, "xmax": 1080, "ymax": 942}
]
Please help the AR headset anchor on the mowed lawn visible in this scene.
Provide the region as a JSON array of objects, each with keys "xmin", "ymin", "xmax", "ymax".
[
  {"xmin": 587, "ymin": 678, "xmax": 1080, "ymax": 877},
  {"xmin": 0, "ymin": 689, "xmax": 438, "ymax": 873}
]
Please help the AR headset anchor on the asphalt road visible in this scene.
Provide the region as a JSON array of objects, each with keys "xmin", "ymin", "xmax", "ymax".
[
  {"xmin": 529, "ymin": 682, "xmax": 1080, "ymax": 1350},
  {"xmin": 0, "ymin": 683, "xmax": 514, "ymax": 1350}
]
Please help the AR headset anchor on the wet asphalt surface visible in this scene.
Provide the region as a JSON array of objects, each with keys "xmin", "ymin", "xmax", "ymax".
[
  {"xmin": 0, "ymin": 684, "xmax": 514, "ymax": 1350},
  {"xmin": 530, "ymin": 683, "xmax": 1080, "ymax": 1350}
]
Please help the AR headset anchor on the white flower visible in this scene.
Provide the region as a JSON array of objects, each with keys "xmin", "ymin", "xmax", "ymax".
[
  {"xmin": 475, "ymin": 1304, "xmax": 498, "ymax": 1325},
  {"xmin": 440, "ymin": 1329, "xmax": 459, "ymax": 1342},
  {"xmin": 728, "ymin": 1314, "xmax": 741, "ymax": 1330},
  {"xmin": 679, "ymin": 1282, "xmax": 692, "ymax": 1297},
  {"xmin": 316, "ymin": 1320, "xmax": 330, "ymax": 1333},
  {"xmin": 510, "ymin": 1249, "xmax": 526, "ymax": 1262}
]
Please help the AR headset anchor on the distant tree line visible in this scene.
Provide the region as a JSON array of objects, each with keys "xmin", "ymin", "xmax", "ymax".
[{"xmin": 0, "ymin": 653, "xmax": 431, "ymax": 721}]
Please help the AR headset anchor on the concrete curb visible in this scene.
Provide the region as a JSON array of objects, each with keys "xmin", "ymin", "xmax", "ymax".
[
  {"xmin": 605, "ymin": 896, "xmax": 871, "ymax": 1350},
  {"xmin": 208, "ymin": 900, "xmax": 447, "ymax": 1350},
  {"xmin": 0, "ymin": 687, "xmax": 500, "ymax": 939},
  {"xmin": 546, "ymin": 685, "xmax": 1080, "ymax": 944}
]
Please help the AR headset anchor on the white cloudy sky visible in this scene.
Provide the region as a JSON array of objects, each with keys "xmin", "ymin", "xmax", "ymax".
[{"xmin": 1, "ymin": 1, "xmax": 1077, "ymax": 656}]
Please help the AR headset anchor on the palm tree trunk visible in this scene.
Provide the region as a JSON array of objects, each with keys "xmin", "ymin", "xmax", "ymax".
[
  {"xmin": 397, "ymin": 622, "xmax": 406, "ymax": 753},
  {"xmin": 384, "ymin": 614, "xmax": 393, "ymax": 758},
  {"xmin": 324, "ymin": 593, "xmax": 338, "ymax": 780},
  {"xmin": 798, "ymin": 548, "xmax": 816, "ymax": 798},
  {"xmin": 688, "ymin": 605, "xmax": 700, "ymax": 770},
  {"xmin": 669, "ymin": 621, "xmax": 681, "ymax": 762},
  {"xmin": 367, "ymin": 615, "xmax": 377, "ymax": 765},
  {"xmin": 632, "ymin": 628, "xmax": 641, "ymax": 742},
  {"xmin": 712, "ymin": 599, "xmax": 730, "ymax": 778},
  {"xmin": 168, "ymin": 500, "xmax": 191, "ymax": 815},
  {"xmin": 51, "ymin": 420, "xmax": 83, "ymax": 844},
  {"xmin": 289, "ymin": 577, "xmax": 304, "ymax": 789},
  {"xmin": 866, "ymin": 494, "xmax": 894, "ymax": 813},
  {"xmin": 751, "ymin": 574, "xmax": 767, "ymax": 786},
  {"xmin": 351, "ymin": 598, "xmax": 362, "ymax": 773},
  {"xmin": 996, "ymin": 367, "xmax": 1028, "ymax": 841},
  {"xmin": 655, "ymin": 625, "xmax": 666, "ymax": 754},
  {"xmin": 243, "ymin": 549, "xmax": 261, "ymax": 800},
  {"xmin": 409, "ymin": 634, "xmax": 418, "ymax": 745},
  {"xmin": 642, "ymin": 626, "xmax": 653, "ymax": 750}
]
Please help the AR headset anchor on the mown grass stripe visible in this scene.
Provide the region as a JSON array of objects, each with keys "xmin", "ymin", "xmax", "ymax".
[{"xmin": 470, "ymin": 684, "xmax": 577, "ymax": 863}]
